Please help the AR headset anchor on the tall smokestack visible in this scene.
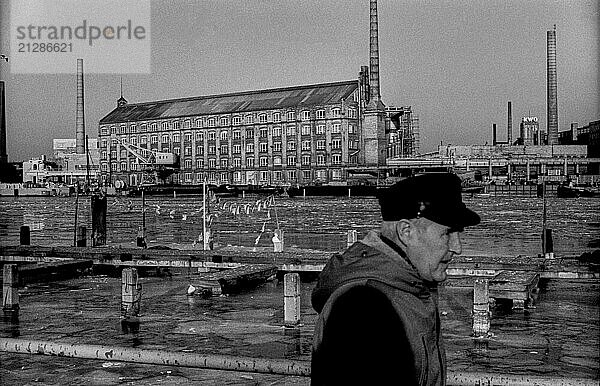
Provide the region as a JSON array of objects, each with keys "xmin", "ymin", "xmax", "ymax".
[
  {"xmin": 0, "ymin": 81, "xmax": 7, "ymax": 163},
  {"xmin": 507, "ymin": 101, "xmax": 512, "ymax": 145},
  {"xmin": 366, "ymin": 0, "xmax": 382, "ymax": 109},
  {"xmin": 76, "ymin": 58, "xmax": 85, "ymax": 154},
  {"xmin": 492, "ymin": 123, "xmax": 497, "ymax": 146},
  {"xmin": 547, "ymin": 25, "xmax": 558, "ymax": 145}
]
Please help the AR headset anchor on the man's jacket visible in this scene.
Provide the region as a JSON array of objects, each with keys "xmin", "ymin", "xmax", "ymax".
[{"xmin": 311, "ymin": 230, "xmax": 446, "ymax": 385}]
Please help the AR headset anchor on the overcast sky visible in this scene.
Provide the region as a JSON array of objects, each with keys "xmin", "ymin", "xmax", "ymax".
[{"xmin": 1, "ymin": 0, "xmax": 598, "ymax": 162}]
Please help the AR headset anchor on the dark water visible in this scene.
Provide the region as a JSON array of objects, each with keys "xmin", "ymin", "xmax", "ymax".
[
  {"xmin": 0, "ymin": 195, "xmax": 599, "ymax": 383},
  {"xmin": 1, "ymin": 194, "xmax": 599, "ymax": 257}
]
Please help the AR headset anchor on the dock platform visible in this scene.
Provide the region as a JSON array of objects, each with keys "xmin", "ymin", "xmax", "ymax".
[
  {"xmin": 489, "ymin": 271, "xmax": 540, "ymax": 309},
  {"xmin": 192, "ymin": 264, "xmax": 278, "ymax": 296}
]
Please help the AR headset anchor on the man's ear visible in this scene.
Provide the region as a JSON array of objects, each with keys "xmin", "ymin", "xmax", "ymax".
[{"xmin": 396, "ymin": 219, "xmax": 413, "ymax": 244}]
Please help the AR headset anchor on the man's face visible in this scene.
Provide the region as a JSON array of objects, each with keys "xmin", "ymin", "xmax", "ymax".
[{"xmin": 405, "ymin": 218, "xmax": 463, "ymax": 282}]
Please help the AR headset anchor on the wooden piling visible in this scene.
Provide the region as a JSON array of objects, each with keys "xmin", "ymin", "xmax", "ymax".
[
  {"xmin": 542, "ymin": 228, "xmax": 554, "ymax": 259},
  {"xmin": 472, "ymin": 278, "xmax": 490, "ymax": 337},
  {"xmin": 19, "ymin": 226, "xmax": 30, "ymax": 246},
  {"xmin": 121, "ymin": 268, "xmax": 141, "ymax": 332},
  {"xmin": 2, "ymin": 264, "xmax": 19, "ymax": 312},
  {"xmin": 76, "ymin": 226, "xmax": 86, "ymax": 247},
  {"xmin": 347, "ymin": 230, "xmax": 358, "ymax": 248},
  {"xmin": 284, "ymin": 273, "xmax": 300, "ymax": 327},
  {"xmin": 91, "ymin": 194, "xmax": 107, "ymax": 246}
]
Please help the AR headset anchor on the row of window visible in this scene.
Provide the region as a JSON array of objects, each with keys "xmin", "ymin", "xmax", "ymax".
[
  {"xmin": 100, "ymin": 108, "xmax": 358, "ymax": 135},
  {"xmin": 169, "ymin": 169, "xmax": 343, "ymax": 184}
]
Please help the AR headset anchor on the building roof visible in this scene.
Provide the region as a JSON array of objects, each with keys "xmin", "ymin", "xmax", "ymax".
[{"xmin": 100, "ymin": 80, "xmax": 358, "ymax": 125}]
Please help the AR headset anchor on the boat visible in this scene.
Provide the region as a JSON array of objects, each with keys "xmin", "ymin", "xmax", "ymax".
[{"xmin": 556, "ymin": 184, "xmax": 600, "ymax": 198}]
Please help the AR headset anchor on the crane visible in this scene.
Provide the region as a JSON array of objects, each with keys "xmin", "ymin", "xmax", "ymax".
[{"xmin": 115, "ymin": 136, "xmax": 179, "ymax": 186}]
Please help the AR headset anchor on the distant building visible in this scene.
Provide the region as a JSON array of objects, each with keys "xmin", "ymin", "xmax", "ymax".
[
  {"xmin": 518, "ymin": 117, "xmax": 543, "ymax": 145},
  {"xmin": 97, "ymin": 80, "xmax": 395, "ymax": 187}
]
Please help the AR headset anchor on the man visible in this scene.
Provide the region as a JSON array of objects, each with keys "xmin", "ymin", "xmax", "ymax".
[{"xmin": 311, "ymin": 173, "xmax": 480, "ymax": 385}]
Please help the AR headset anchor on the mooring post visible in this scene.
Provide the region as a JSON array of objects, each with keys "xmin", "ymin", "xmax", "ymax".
[
  {"xmin": 542, "ymin": 228, "xmax": 554, "ymax": 259},
  {"xmin": 347, "ymin": 230, "xmax": 358, "ymax": 248},
  {"xmin": 136, "ymin": 226, "xmax": 147, "ymax": 248},
  {"xmin": 19, "ymin": 225, "xmax": 30, "ymax": 246},
  {"xmin": 273, "ymin": 229, "xmax": 284, "ymax": 252},
  {"xmin": 76, "ymin": 225, "xmax": 87, "ymax": 247},
  {"xmin": 2, "ymin": 264, "xmax": 19, "ymax": 313},
  {"xmin": 472, "ymin": 278, "xmax": 490, "ymax": 338},
  {"xmin": 284, "ymin": 273, "xmax": 300, "ymax": 327},
  {"xmin": 91, "ymin": 194, "xmax": 107, "ymax": 246},
  {"xmin": 121, "ymin": 268, "xmax": 141, "ymax": 333}
]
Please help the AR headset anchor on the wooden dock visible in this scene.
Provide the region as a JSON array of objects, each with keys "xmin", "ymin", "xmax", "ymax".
[
  {"xmin": 192, "ymin": 264, "xmax": 277, "ymax": 296},
  {"xmin": 489, "ymin": 271, "xmax": 540, "ymax": 309}
]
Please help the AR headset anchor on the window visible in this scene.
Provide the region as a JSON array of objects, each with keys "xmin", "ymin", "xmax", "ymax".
[
  {"xmin": 220, "ymin": 173, "xmax": 228, "ymax": 183},
  {"xmin": 208, "ymin": 131, "xmax": 216, "ymax": 141},
  {"xmin": 259, "ymin": 157, "xmax": 268, "ymax": 167},
  {"xmin": 220, "ymin": 117, "xmax": 229, "ymax": 126},
  {"xmin": 196, "ymin": 131, "xmax": 204, "ymax": 141},
  {"xmin": 220, "ymin": 159, "xmax": 228, "ymax": 168},
  {"xmin": 273, "ymin": 112, "xmax": 281, "ymax": 122},
  {"xmin": 302, "ymin": 170, "xmax": 311, "ymax": 180},
  {"xmin": 287, "ymin": 156, "xmax": 296, "ymax": 166},
  {"xmin": 196, "ymin": 158, "xmax": 204, "ymax": 168},
  {"xmin": 151, "ymin": 135, "xmax": 158, "ymax": 144},
  {"xmin": 274, "ymin": 171, "xmax": 282, "ymax": 181},
  {"xmin": 184, "ymin": 172, "xmax": 192, "ymax": 182},
  {"xmin": 208, "ymin": 145, "xmax": 216, "ymax": 155},
  {"xmin": 120, "ymin": 149, "xmax": 128, "ymax": 158},
  {"xmin": 184, "ymin": 132, "xmax": 192, "ymax": 142},
  {"xmin": 288, "ymin": 170, "xmax": 296, "ymax": 180},
  {"xmin": 286, "ymin": 111, "xmax": 295, "ymax": 121},
  {"xmin": 348, "ymin": 124, "xmax": 356, "ymax": 134},
  {"xmin": 301, "ymin": 111, "xmax": 310, "ymax": 120},
  {"xmin": 259, "ymin": 142, "xmax": 268, "ymax": 153},
  {"xmin": 332, "ymin": 123, "xmax": 341, "ymax": 133},
  {"xmin": 209, "ymin": 159, "xmax": 216, "ymax": 168},
  {"xmin": 301, "ymin": 154, "xmax": 311, "ymax": 166},
  {"xmin": 287, "ymin": 126, "xmax": 296, "ymax": 136},
  {"xmin": 129, "ymin": 124, "xmax": 137, "ymax": 133},
  {"xmin": 317, "ymin": 154, "xmax": 326, "ymax": 165},
  {"xmin": 110, "ymin": 126, "xmax": 117, "ymax": 134},
  {"xmin": 316, "ymin": 110, "xmax": 325, "ymax": 119},
  {"xmin": 196, "ymin": 145, "xmax": 204, "ymax": 155},
  {"xmin": 246, "ymin": 143, "xmax": 255, "ymax": 153},
  {"xmin": 302, "ymin": 140, "xmax": 311, "ymax": 151},
  {"xmin": 111, "ymin": 162, "xmax": 117, "ymax": 171},
  {"xmin": 140, "ymin": 124, "xmax": 147, "ymax": 132},
  {"xmin": 120, "ymin": 161, "xmax": 127, "ymax": 171},
  {"xmin": 246, "ymin": 157, "xmax": 255, "ymax": 167},
  {"xmin": 316, "ymin": 124, "xmax": 325, "ymax": 135},
  {"xmin": 260, "ymin": 127, "xmax": 268, "ymax": 138},
  {"xmin": 260, "ymin": 171, "xmax": 269, "ymax": 181},
  {"xmin": 100, "ymin": 126, "xmax": 108, "ymax": 135},
  {"xmin": 131, "ymin": 163, "xmax": 138, "ymax": 171},
  {"xmin": 161, "ymin": 122, "xmax": 169, "ymax": 131},
  {"xmin": 273, "ymin": 156, "xmax": 282, "ymax": 166},
  {"xmin": 233, "ymin": 158, "xmax": 241, "ymax": 167},
  {"xmin": 245, "ymin": 115, "xmax": 254, "ymax": 124},
  {"xmin": 301, "ymin": 125, "xmax": 311, "ymax": 135},
  {"xmin": 220, "ymin": 144, "xmax": 229, "ymax": 154},
  {"xmin": 273, "ymin": 142, "xmax": 282, "ymax": 152},
  {"xmin": 183, "ymin": 119, "xmax": 191, "ymax": 129},
  {"xmin": 232, "ymin": 130, "xmax": 241, "ymax": 140},
  {"xmin": 316, "ymin": 140, "xmax": 326, "ymax": 150},
  {"xmin": 110, "ymin": 150, "xmax": 117, "ymax": 159},
  {"xmin": 174, "ymin": 147, "xmax": 181, "ymax": 155},
  {"xmin": 233, "ymin": 171, "xmax": 241, "ymax": 182},
  {"xmin": 150, "ymin": 123, "xmax": 157, "ymax": 131},
  {"xmin": 348, "ymin": 108, "xmax": 357, "ymax": 119},
  {"xmin": 101, "ymin": 163, "xmax": 108, "ymax": 171},
  {"xmin": 173, "ymin": 121, "xmax": 181, "ymax": 130},
  {"xmin": 220, "ymin": 131, "xmax": 228, "ymax": 141},
  {"xmin": 140, "ymin": 136, "xmax": 147, "ymax": 145},
  {"xmin": 161, "ymin": 134, "xmax": 170, "ymax": 143},
  {"xmin": 233, "ymin": 144, "xmax": 241, "ymax": 154},
  {"xmin": 272, "ymin": 127, "xmax": 282, "ymax": 137},
  {"xmin": 184, "ymin": 147, "xmax": 192, "ymax": 156},
  {"xmin": 207, "ymin": 118, "xmax": 216, "ymax": 127},
  {"xmin": 101, "ymin": 151, "xmax": 107, "ymax": 160},
  {"xmin": 332, "ymin": 108, "xmax": 340, "ymax": 118},
  {"xmin": 195, "ymin": 172, "xmax": 203, "ymax": 181},
  {"xmin": 184, "ymin": 159, "xmax": 192, "ymax": 169},
  {"xmin": 245, "ymin": 128, "xmax": 254, "ymax": 139},
  {"xmin": 332, "ymin": 138, "xmax": 341, "ymax": 149},
  {"xmin": 195, "ymin": 118, "xmax": 203, "ymax": 128},
  {"xmin": 232, "ymin": 116, "xmax": 242, "ymax": 125},
  {"xmin": 332, "ymin": 154, "xmax": 341, "ymax": 165},
  {"xmin": 287, "ymin": 141, "xmax": 296, "ymax": 151},
  {"xmin": 130, "ymin": 137, "xmax": 137, "ymax": 146},
  {"xmin": 259, "ymin": 114, "xmax": 268, "ymax": 123},
  {"xmin": 173, "ymin": 133, "xmax": 180, "ymax": 142}
]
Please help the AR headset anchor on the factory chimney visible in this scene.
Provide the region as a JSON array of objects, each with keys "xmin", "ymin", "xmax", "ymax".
[
  {"xmin": 492, "ymin": 124, "xmax": 497, "ymax": 146},
  {"xmin": 507, "ymin": 101, "xmax": 512, "ymax": 146},
  {"xmin": 546, "ymin": 25, "xmax": 558, "ymax": 145},
  {"xmin": 0, "ymin": 81, "xmax": 7, "ymax": 163},
  {"xmin": 366, "ymin": 0, "xmax": 384, "ymax": 110},
  {"xmin": 76, "ymin": 58, "xmax": 85, "ymax": 154}
]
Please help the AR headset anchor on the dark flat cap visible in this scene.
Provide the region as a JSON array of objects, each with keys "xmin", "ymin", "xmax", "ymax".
[{"xmin": 378, "ymin": 173, "xmax": 480, "ymax": 229}]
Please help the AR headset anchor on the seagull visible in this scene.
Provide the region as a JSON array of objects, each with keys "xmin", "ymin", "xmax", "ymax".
[
  {"xmin": 152, "ymin": 204, "xmax": 161, "ymax": 214},
  {"xmin": 169, "ymin": 209, "xmax": 176, "ymax": 219},
  {"xmin": 187, "ymin": 284, "xmax": 196, "ymax": 296},
  {"xmin": 181, "ymin": 214, "xmax": 187, "ymax": 221}
]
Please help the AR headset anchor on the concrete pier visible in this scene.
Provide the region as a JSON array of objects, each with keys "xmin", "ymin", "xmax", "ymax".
[
  {"xmin": 472, "ymin": 278, "xmax": 490, "ymax": 337},
  {"xmin": 2, "ymin": 264, "xmax": 19, "ymax": 312},
  {"xmin": 283, "ymin": 273, "xmax": 301, "ymax": 327},
  {"xmin": 121, "ymin": 268, "xmax": 141, "ymax": 332},
  {"xmin": 347, "ymin": 230, "xmax": 358, "ymax": 248}
]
